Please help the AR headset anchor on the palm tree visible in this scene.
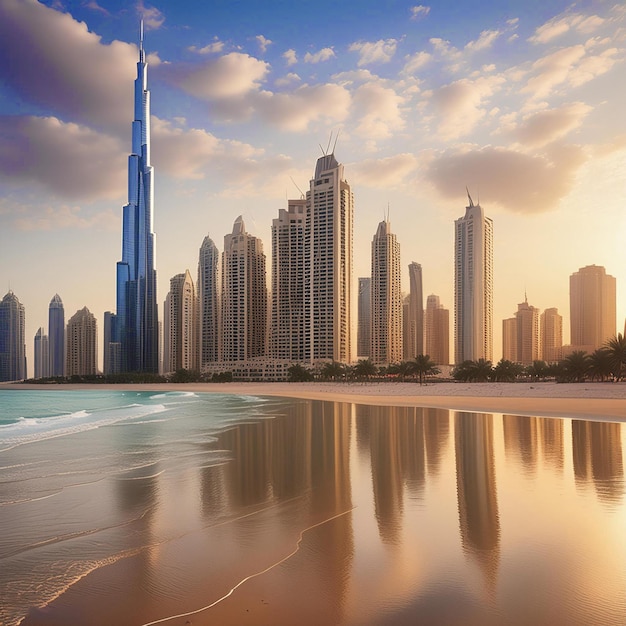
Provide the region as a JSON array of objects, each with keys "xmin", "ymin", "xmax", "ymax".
[
  {"xmin": 471, "ymin": 358, "xmax": 493, "ymax": 382},
  {"xmin": 395, "ymin": 360, "xmax": 414, "ymax": 382},
  {"xmin": 605, "ymin": 333, "xmax": 626, "ymax": 381},
  {"xmin": 588, "ymin": 348, "xmax": 613, "ymax": 382},
  {"xmin": 560, "ymin": 350, "xmax": 591, "ymax": 383},
  {"xmin": 492, "ymin": 359, "xmax": 523, "ymax": 382},
  {"xmin": 411, "ymin": 354, "xmax": 440, "ymax": 385},
  {"xmin": 353, "ymin": 358, "xmax": 377, "ymax": 381},
  {"xmin": 321, "ymin": 361, "xmax": 345, "ymax": 381},
  {"xmin": 288, "ymin": 363, "xmax": 314, "ymax": 382},
  {"xmin": 452, "ymin": 360, "xmax": 475, "ymax": 382},
  {"xmin": 526, "ymin": 360, "xmax": 549, "ymax": 381}
]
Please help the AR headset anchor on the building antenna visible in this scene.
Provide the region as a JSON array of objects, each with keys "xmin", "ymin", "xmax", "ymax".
[
  {"xmin": 318, "ymin": 143, "xmax": 326, "ymax": 156},
  {"xmin": 332, "ymin": 128, "xmax": 340, "ymax": 154},
  {"xmin": 325, "ymin": 131, "xmax": 333, "ymax": 156},
  {"xmin": 466, "ymin": 185, "xmax": 474, "ymax": 208},
  {"xmin": 289, "ymin": 175, "xmax": 305, "ymax": 199}
]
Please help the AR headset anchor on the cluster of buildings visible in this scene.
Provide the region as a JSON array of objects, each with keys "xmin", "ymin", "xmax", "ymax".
[{"xmin": 0, "ymin": 35, "xmax": 621, "ymax": 383}]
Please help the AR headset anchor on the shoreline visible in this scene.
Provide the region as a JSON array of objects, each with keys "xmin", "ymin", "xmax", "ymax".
[{"xmin": 3, "ymin": 380, "xmax": 626, "ymax": 422}]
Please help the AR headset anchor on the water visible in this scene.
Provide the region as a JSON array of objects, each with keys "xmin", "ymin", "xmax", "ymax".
[{"xmin": 0, "ymin": 390, "xmax": 624, "ymax": 625}]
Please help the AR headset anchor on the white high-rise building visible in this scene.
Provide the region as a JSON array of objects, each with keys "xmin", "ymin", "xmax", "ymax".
[
  {"xmin": 371, "ymin": 220, "xmax": 403, "ymax": 365},
  {"xmin": 0, "ymin": 291, "xmax": 26, "ymax": 382},
  {"xmin": 66, "ymin": 307, "xmax": 97, "ymax": 377},
  {"xmin": 165, "ymin": 270, "xmax": 197, "ymax": 374},
  {"xmin": 198, "ymin": 236, "xmax": 220, "ymax": 367},
  {"xmin": 357, "ymin": 277, "xmax": 372, "ymax": 358},
  {"xmin": 425, "ymin": 294, "xmax": 450, "ymax": 366},
  {"xmin": 515, "ymin": 297, "xmax": 539, "ymax": 366},
  {"xmin": 271, "ymin": 199, "xmax": 307, "ymax": 361},
  {"xmin": 405, "ymin": 262, "xmax": 423, "ymax": 359},
  {"xmin": 34, "ymin": 328, "xmax": 49, "ymax": 379},
  {"xmin": 221, "ymin": 216, "xmax": 267, "ymax": 362},
  {"xmin": 541, "ymin": 307, "xmax": 562, "ymax": 363},
  {"xmin": 305, "ymin": 153, "xmax": 353, "ymax": 363},
  {"xmin": 454, "ymin": 193, "xmax": 493, "ymax": 364}
]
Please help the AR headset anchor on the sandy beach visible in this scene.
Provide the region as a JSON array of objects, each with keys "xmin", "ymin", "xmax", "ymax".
[{"xmin": 6, "ymin": 380, "xmax": 626, "ymax": 422}]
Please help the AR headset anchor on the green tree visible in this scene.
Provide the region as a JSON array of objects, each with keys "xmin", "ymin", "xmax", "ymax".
[
  {"xmin": 287, "ymin": 363, "xmax": 314, "ymax": 382},
  {"xmin": 452, "ymin": 359, "xmax": 493, "ymax": 382},
  {"xmin": 353, "ymin": 359, "xmax": 377, "ymax": 381},
  {"xmin": 605, "ymin": 333, "xmax": 626, "ymax": 381},
  {"xmin": 411, "ymin": 354, "xmax": 440, "ymax": 385},
  {"xmin": 560, "ymin": 350, "xmax": 591, "ymax": 383},
  {"xmin": 321, "ymin": 361, "xmax": 345, "ymax": 381},
  {"xmin": 526, "ymin": 360, "xmax": 549, "ymax": 381},
  {"xmin": 588, "ymin": 348, "xmax": 613, "ymax": 382},
  {"xmin": 492, "ymin": 359, "xmax": 523, "ymax": 382}
]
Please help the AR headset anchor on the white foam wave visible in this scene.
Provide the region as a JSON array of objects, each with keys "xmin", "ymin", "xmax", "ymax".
[{"xmin": 149, "ymin": 391, "xmax": 198, "ymax": 399}]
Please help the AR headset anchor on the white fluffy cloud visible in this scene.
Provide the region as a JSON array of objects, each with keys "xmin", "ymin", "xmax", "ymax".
[
  {"xmin": 304, "ymin": 48, "xmax": 336, "ymax": 63},
  {"xmin": 409, "ymin": 6, "xmax": 430, "ymax": 20},
  {"xmin": 351, "ymin": 153, "xmax": 419, "ymax": 188},
  {"xmin": 283, "ymin": 49, "xmax": 298, "ymax": 66},
  {"xmin": 352, "ymin": 83, "xmax": 405, "ymax": 139},
  {"xmin": 349, "ymin": 39, "xmax": 398, "ymax": 66},
  {"xmin": 512, "ymin": 102, "xmax": 592, "ymax": 147},
  {"xmin": 529, "ymin": 12, "xmax": 605, "ymax": 44}
]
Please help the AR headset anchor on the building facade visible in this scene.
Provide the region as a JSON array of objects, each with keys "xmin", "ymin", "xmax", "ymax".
[
  {"xmin": 540, "ymin": 307, "xmax": 562, "ymax": 363},
  {"xmin": 454, "ymin": 193, "xmax": 493, "ymax": 364},
  {"xmin": 221, "ymin": 216, "xmax": 267, "ymax": 362},
  {"xmin": 66, "ymin": 307, "xmax": 97, "ymax": 377},
  {"xmin": 515, "ymin": 297, "xmax": 539, "ymax": 365},
  {"xmin": 425, "ymin": 294, "xmax": 450, "ymax": 366},
  {"xmin": 103, "ymin": 312, "xmax": 121, "ymax": 375},
  {"xmin": 405, "ymin": 262, "xmax": 424, "ymax": 359},
  {"xmin": 502, "ymin": 317, "xmax": 517, "ymax": 362},
  {"xmin": 48, "ymin": 293, "xmax": 65, "ymax": 377},
  {"xmin": 371, "ymin": 220, "xmax": 403, "ymax": 365},
  {"xmin": 0, "ymin": 291, "xmax": 26, "ymax": 382},
  {"xmin": 305, "ymin": 153, "xmax": 353, "ymax": 363},
  {"xmin": 357, "ymin": 277, "xmax": 372, "ymax": 358},
  {"xmin": 198, "ymin": 236, "xmax": 220, "ymax": 367},
  {"xmin": 271, "ymin": 199, "xmax": 307, "ymax": 361},
  {"xmin": 165, "ymin": 270, "xmax": 197, "ymax": 373},
  {"xmin": 34, "ymin": 327, "xmax": 49, "ymax": 379},
  {"xmin": 115, "ymin": 26, "xmax": 158, "ymax": 373},
  {"xmin": 569, "ymin": 265, "xmax": 616, "ymax": 352}
]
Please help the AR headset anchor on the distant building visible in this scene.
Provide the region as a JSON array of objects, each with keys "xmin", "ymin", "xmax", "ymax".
[
  {"xmin": 515, "ymin": 297, "xmax": 539, "ymax": 366},
  {"xmin": 541, "ymin": 308, "xmax": 562, "ymax": 363},
  {"xmin": 569, "ymin": 265, "xmax": 616, "ymax": 352},
  {"xmin": 271, "ymin": 199, "xmax": 307, "ymax": 361},
  {"xmin": 48, "ymin": 293, "xmax": 65, "ymax": 377},
  {"xmin": 502, "ymin": 317, "xmax": 517, "ymax": 362},
  {"xmin": 425, "ymin": 294, "xmax": 450, "ymax": 366},
  {"xmin": 0, "ymin": 291, "xmax": 26, "ymax": 382},
  {"xmin": 66, "ymin": 307, "xmax": 97, "ymax": 377},
  {"xmin": 165, "ymin": 270, "xmax": 197, "ymax": 374},
  {"xmin": 198, "ymin": 235, "xmax": 220, "ymax": 366},
  {"xmin": 405, "ymin": 262, "xmax": 424, "ymax": 359},
  {"xmin": 454, "ymin": 192, "xmax": 493, "ymax": 364},
  {"xmin": 305, "ymin": 153, "xmax": 353, "ymax": 363},
  {"xmin": 103, "ymin": 312, "xmax": 121, "ymax": 375},
  {"xmin": 357, "ymin": 277, "xmax": 372, "ymax": 359},
  {"xmin": 221, "ymin": 216, "xmax": 267, "ymax": 362},
  {"xmin": 34, "ymin": 327, "xmax": 49, "ymax": 379},
  {"xmin": 371, "ymin": 219, "xmax": 403, "ymax": 365}
]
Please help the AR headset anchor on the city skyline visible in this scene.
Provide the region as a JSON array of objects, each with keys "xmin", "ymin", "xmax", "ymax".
[{"xmin": 0, "ymin": 0, "xmax": 625, "ymax": 372}]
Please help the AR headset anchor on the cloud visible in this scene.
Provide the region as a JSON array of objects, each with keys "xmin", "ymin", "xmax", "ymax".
[
  {"xmin": 465, "ymin": 29, "xmax": 501, "ymax": 52},
  {"xmin": 0, "ymin": 115, "xmax": 125, "ymax": 201},
  {"xmin": 0, "ymin": 0, "xmax": 142, "ymax": 132},
  {"xmin": 283, "ymin": 49, "xmax": 298, "ymax": 66},
  {"xmin": 351, "ymin": 153, "xmax": 419, "ymax": 188},
  {"xmin": 529, "ymin": 12, "xmax": 605, "ymax": 44},
  {"xmin": 512, "ymin": 102, "xmax": 592, "ymax": 147},
  {"xmin": 427, "ymin": 144, "xmax": 586, "ymax": 213},
  {"xmin": 84, "ymin": 1, "xmax": 110, "ymax": 16},
  {"xmin": 431, "ymin": 76, "xmax": 504, "ymax": 139},
  {"xmin": 409, "ymin": 5, "xmax": 430, "ymax": 20},
  {"xmin": 176, "ymin": 52, "xmax": 270, "ymax": 100},
  {"xmin": 304, "ymin": 47, "xmax": 335, "ymax": 63},
  {"xmin": 352, "ymin": 83, "xmax": 405, "ymax": 139},
  {"xmin": 274, "ymin": 72, "xmax": 301, "ymax": 87},
  {"xmin": 13, "ymin": 205, "xmax": 118, "ymax": 232},
  {"xmin": 189, "ymin": 39, "xmax": 225, "ymax": 54},
  {"xmin": 402, "ymin": 51, "xmax": 432, "ymax": 75},
  {"xmin": 256, "ymin": 35, "xmax": 272, "ymax": 53},
  {"xmin": 349, "ymin": 39, "xmax": 398, "ymax": 66},
  {"xmin": 137, "ymin": 1, "xmax": 165, "ymax": 30}
]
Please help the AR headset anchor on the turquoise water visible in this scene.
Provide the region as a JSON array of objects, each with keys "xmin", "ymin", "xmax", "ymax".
[{"xmin": 1, "ymin": 390, "xmax": 625, "ymax": 626}]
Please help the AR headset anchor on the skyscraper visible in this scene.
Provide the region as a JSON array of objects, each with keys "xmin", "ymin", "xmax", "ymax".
[
  {"xmin": 271, "ymin": 199, "xmax": 307, "ymax": 361},
  {"xmin": 454, "ymin": 192, "xmax": 493, "ymax": 364},
  {"xmin": 198, "ymin": 236, "xmax": 220, "ymax": 366},
  {"xmin": 0, "ymin": 291, "xmax": 26, "ymax": 382},
  {"xmin": 164, "ymin": 270, "xmax": 197, "ymax": 373},
  {"xmin": 502, "ymin": 317, "xmax": 517, "ymax": 362},
  {"xmin": 305, "ymin": 153, "xmax": 353, "ymax": 363},
  {"xmin": 514, "ymin": 296, "xmax": 539, "ymax": 366},
  {"xmin": 34, "ymin": 328, "xmax": 49, "ymax": 379},
  {"xmin": 103, "ymin": 312, "xmax": 120, "ymax": 375},
  {"xmin": 115, "ymin": 23, "xmax": 158, "ymax": 373},
  {"xmin": 425, "ymin": 294, "xmax": 450, "ymax": 366},
  {"xmin": 66, "ymin": 307, "xmax": 97, "ymax": 377},
  {"xmin": 221, "ymin": 216, "xmax": 267, "ymax": 362},
  {"xmin": 405, "ymin": 262, "xmax": 424, "ymax": 359},
  {"xmin": 357, "ymin": 277, "xmax": 372, "ymax": 358},
  {"xmin": 371, "ymin": 219, "xmax": 403, "ymax": 365},
  {"xmin": 48, "ymin": 293, "xmax": 65, "ymax": 377},
  {"xmin": 569, "ymin": 265, "xmax": 616, "ymax": 351},
  {"xmin": 540, "ymin": 307, "xmax": 562, "ymax": 363}
]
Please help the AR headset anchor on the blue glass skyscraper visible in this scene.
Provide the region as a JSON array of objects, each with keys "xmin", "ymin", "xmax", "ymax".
[
  {"xmin": 116, "ymin": 23, "xmax": 158, "ymax": 373},
  {"xmin": 48, "ymin": 293, "xmax": 65, "ymax": 377}
]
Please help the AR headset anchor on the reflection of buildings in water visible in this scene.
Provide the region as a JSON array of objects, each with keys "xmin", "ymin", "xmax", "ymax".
[
  {"xmin": 423, "ymin": 407, "xmax": 450, "ymax": 477},
  {"xmin": 455, "ymin": 412, "xmax": 500, "ymax": 594},
  {"xmin": 539, "ymin": 418, "xmax": 564, "ymax": 471},
  {"xmin": 200, "ymin": 463, "xmax": 228, "ymax": 519},
  {"xmin": 572, "ymin": 420, "xmax": 624, "ymax": 504}
]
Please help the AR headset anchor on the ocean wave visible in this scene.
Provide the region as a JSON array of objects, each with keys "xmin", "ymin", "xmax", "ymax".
[{"xmin": 149, "ymin": 391, "xmax": 199, "ymax": 399}]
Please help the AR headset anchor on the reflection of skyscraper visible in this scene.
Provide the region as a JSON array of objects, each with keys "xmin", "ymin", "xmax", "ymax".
[
  {"xmin": 454, "ymin": 193, "xmax": 493, "ymax": 364},
  {"xmin": 371, "ymin": 219, "xmax": 402, "ymax": 365},
  {"xmin": 198, "ymin": 236, "xmax": 220, "ymax": 366},
  {"xmin": 503, "ymin": 415, "xmax": 538, "ymax": 473},
  {"xmin": 34, "ymin": 327, "xmax": 49, "ymax": 379},
  {"xmin": 165, "ymin": 270, "xmax": 197, "ymax": 373},
  {"xmin": 540, "ymin": 307, "xmax": 562, "ymax": 363},
  {"xmin": 221, "ymin": 216, "xmax": 267, "ymax": 361},
  {"xmin": 305, "ymin": 153, "xmax": 353, "ymax": 363},
  {"xmin": 357, "ymin": 277, "xmax": 371, "ymax": 358},
  {"xmin": 48, "ymin": 293, "xmax": 65, "ymax": 377},
  {"xmin": 271, "ymin": 200, "xmax": 306, "ymax": 361},
  {"xmin": 115, "ymin": 26, "xmax": 158, "ymax": 373},
  {"xmin": 0, "ymin": 291, "xmax": 26, "ymax": 382},
  {"xmin": 425, "ymin": 294, "xmax": 450, "ymax": 365},
  {"xmin": 66, "ymin": 307, "xmax": 97, "ymax": 376},
  {"xmin": 569, "ymin": 265, "xmax": 616, "ymax": 352}
]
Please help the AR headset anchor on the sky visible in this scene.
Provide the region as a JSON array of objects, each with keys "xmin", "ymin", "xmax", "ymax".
[{"xmin": 0, "ymin": 0, "xmax": 625, "ymax": 374}]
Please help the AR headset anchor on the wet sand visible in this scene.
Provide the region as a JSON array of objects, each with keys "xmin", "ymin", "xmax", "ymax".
[{"xmin": 7, "ymin": 380, "xmax": 626, "ymax": 422}]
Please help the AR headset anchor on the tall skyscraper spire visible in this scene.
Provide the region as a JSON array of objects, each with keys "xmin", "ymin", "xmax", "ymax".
[{"xmin": 114, "ymin": 24, "xmax": 158, "ymax": 373}]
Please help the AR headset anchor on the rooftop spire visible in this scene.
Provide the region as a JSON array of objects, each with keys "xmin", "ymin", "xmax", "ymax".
[{"xmin": 139, "ymin": 19, "xmax": 144, "ymax": 62}]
